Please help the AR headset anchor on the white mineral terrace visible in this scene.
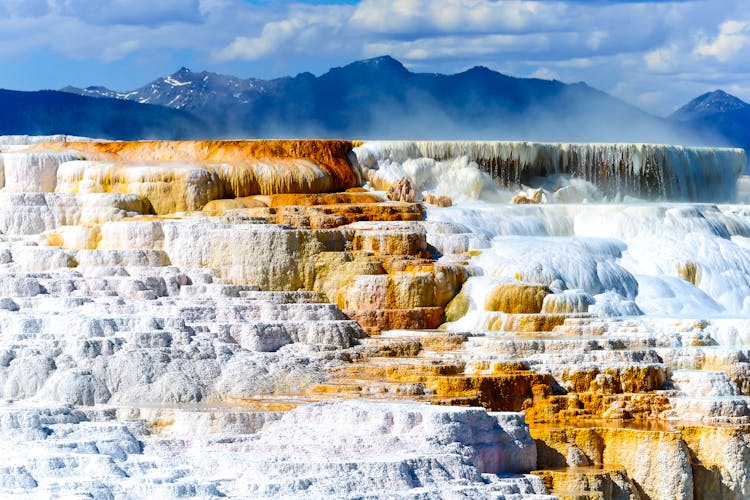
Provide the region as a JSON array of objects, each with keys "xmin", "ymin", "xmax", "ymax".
[
  {"xmin": 353, "ymin": 140, "xmax": 747, "ymax": 202},
  {"xmin": 0, "ymin": 136, "xmax": 749, "ymax": 498}
]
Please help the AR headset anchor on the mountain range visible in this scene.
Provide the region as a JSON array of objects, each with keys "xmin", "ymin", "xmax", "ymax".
[
  {"xmin": 59, "ymin": 56, "xmax": 669, "ymax": 142},
  {"xmin": 1, "ymin": 55, "xmax": 748, "ymax": 166},
  {"xmin": 0, "ymin": 89, "xmax": 206, "ymax": 140}
]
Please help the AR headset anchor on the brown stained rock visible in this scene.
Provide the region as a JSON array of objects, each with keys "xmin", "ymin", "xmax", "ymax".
[
  {"xmin": 541, "ymin": 291, "xmax": 594, "ymax": 314},
  {"xmin": 511, "ymin": 188, "xmax": 545, "ymax": 204},
  {"xmin": 254, "ymin": 192, "xmax": 385, "ymax": 207},
  {"xmin": 510, "ymin": 195, "xmax": 536, "ymax": 204},
  {"xmin": 445, "ymin": 288, "xmax": 470, "ymax": 322},
  {"xmin": 559, "ymin": 365, "xmax": 668, "ymax": 394},
  {"xmin": 336, "ymin": 358, "xmax": 554, "ymax": 412},
  {"xmin": 339, "ymin": 274, "xmax": 437, "ymax": 310},
  {"xmin": 532, "ymin": 467, "xmax": 639, "ymax": 500},
  {"xmin": 485, "ymin": 284, "xmax": 551, "ymax": 314},
  {"xmin": 202, "ymin": 198, "xmax": 268, "ymax": 212},
  {"xmin": 268, "ymin": 202, "xmax": 423, "ymax": 229},
  {"xmin": 531, "ymin": 426, "xmax": 693, "ymax": 500},
  {"xmin": 309, "ymin": 215, "xmax": 350, "ymax": 229},
  {"xmin": 419, "ymin": 332, "xmax": 467, "ymax": 351},
  {"xmin": 610, "ymin": 365, "xmax": 668, "ymax": 393},
  {"xmin": 524, "ymin": 392, "xmax": 673, "ymax": 424},
  {"xmin": 313, "ymin": 252, "xmax": 387, "ymax": 303},
  {"xmin": 678, "ymin": 425, "xmax": 750, "ymax": 500},
  {"xmin": 366, "ymin": 339, "xmax": 422, "ymax": 357},
  {"xmin": 394, "ymin": 363, "xmax": 544, "ymax": 404},
  {"xmin": 387, "ymin": 177, "xmax": 416, "ymax": 203},
  {"xmin": 427, "ymin": 371, "xmax": 554, "ymax": 412},
  {"xmin": 327, "ymin": 361, "xmax": 464, "ymax": 390},
  {"xmin": 201, "ymin": 199, "xmax": 248, "ymax": 212},
  {"xmin": 433, "ymin": 265, "xmax": 468, "ymax": 307},
  {"xmin": 677, "ymin": 261, "xmax": 700, "ymax": 285},
  {"xmin": 42, "ymin": 139, "xmax": 362, "ymax": 191},
  {"xmin": 345, "ymin": 307, "xmax": 445, "ymax": 334},
  {"xmin": 423, "ymin": 194, "xmax": 452, "ymax": 207},
  {"xmin": 531, "ymin": 427, "xmax": 607, "ymax": 469},
  {"xmin": 385, "ymin": 259, "xmax": 435, "ymax": 274},
  {"xmin": 352, "ymin": 229, "xmax": 427, "ymax": 255}
]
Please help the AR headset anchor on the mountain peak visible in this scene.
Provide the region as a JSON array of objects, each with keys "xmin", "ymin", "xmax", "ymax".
[
  {"xmin": 466, "ymin": 65, "xmax": 493, "ymax": 73},
  {"xmin": 672, "ymin": 89, "xmax": 749, "ymax": 120},
  {"xmin": 457, "ymin": 65, "xmax": 508, "ymax": 80},
  {"xmin": 347, "ymin": 55, "xmax": 409, "ymax": 74}
]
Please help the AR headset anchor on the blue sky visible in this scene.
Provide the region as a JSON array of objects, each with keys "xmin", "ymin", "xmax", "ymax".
[{"xmin": 0, "ymin": 0, "xmax": 748, "ymax": 115}]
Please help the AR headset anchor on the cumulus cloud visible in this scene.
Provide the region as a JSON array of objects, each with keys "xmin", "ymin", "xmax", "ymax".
[
  {"xmin": 644, "ymin": 43, "xmax": 680, "ymax": 72},
  {"xmin": 215, "ymin": 5, "xmax": 352, "ymax": 61},
  {"xmin": 695, "ymin": 20, "xmax": 750, "ymax": 62},
  {"xmin": 349, "ymin": 0, "xmax": 563, "ymax": 36},
  {"xmin": 218, "ymin": 18, "xmax": 307, "ymax": 61},
  {"xmin": 100, "ymin": 40, "xmax": 142, "ymax": 63},
  {"xmin": 364, "ymin": 33, "xmax": 555, "ymax": 61}
]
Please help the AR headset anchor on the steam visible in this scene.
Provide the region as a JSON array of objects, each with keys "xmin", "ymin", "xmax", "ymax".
[{"xmin": 235, "ymin": 85, "xmax": 721, "ymax": 149}]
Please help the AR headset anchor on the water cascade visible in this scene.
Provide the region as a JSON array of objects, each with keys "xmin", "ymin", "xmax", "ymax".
[
  {"xmin": 353, "ymin": 141, "xmax": 746, "ymax": 202},
  {"xmin": 428, "ymin": 203, "xmax": 750, "ymax": 323}
]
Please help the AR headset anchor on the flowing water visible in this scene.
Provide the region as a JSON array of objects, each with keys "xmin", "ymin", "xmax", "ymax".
[{"xmin": 354, "ymin": 141, "xmax": 750, "ymax": 340}]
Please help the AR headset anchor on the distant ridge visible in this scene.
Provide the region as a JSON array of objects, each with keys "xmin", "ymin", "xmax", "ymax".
[
  {"xmin": 0, "ymin": 55, "xmax": 743, "ymax": 149},
  {"xmin": 60, "ymin": 55, "xmax": 672, "ymax": 141},
  {"xmin": 0, "ymin": 89, "xmax": 206, "ymax": 140}
]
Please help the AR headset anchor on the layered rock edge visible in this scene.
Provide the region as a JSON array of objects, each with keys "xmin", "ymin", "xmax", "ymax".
[{"xmin": 0, "ymin": 136, "xmax": 748, "ymax": 498}]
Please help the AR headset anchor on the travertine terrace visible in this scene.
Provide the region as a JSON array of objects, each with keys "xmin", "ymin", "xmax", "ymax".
[{"xmin": 0, "ymin": 136, "xmax": 749, "ymax": 498}]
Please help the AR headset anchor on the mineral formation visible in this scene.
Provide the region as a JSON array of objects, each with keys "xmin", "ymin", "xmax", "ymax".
[{"xmin": 1, "ymin": 136, "xmax": 749, "ymax": 499}]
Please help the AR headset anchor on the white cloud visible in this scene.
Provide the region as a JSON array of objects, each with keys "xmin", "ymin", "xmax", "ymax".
[
  {"xmin": 364, "ymin": 33, "xmax": 554, "ymax": 61},
  {"xmin": 1, "ymin": 0, "xmax": 750, "ymax": 114},
  {"xmin": 217, "ymin": 18, "xmax": 308, "ymax": 61},
  {"xmin": 349, "ymin": 0, "xmax": 563, "ymax": 35},
  {"xmin": 548, "ymin": 57, "xmax": 595, "ymax": 69},
  {"xmin": 531, "ymin": 67, "xmax": 559, "ymax": 80},
  {"xmin": 644, "ymin": 43, "xmax": 680, "ymax": 72},
  {"xmin": 695, "ymin": 19, "xmax": 750, "ymax": 62},
  {"xmin": 100, "ymin": 40, "xmax": 141, "ymax": 62},
  {"xmin": 215, "ymin": 4, "xmax": 352, "ymax": 61},
  {"xmin": 587, "ymin": 30, "xmax": 609, "ymax": 50}
]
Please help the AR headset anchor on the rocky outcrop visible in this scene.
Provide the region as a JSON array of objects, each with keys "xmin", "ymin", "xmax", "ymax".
[
  {"xmin": 5, "ymin": 140, "xmax": 364, "ymax": 215},
  {"xmin": 484, "ymin": 284, "xmax": 551, "ymax": 314},
  {"xmin": 386, "ymin": 177, "xmax": 416, "ymax": 202},
  {"xmin": 3, "ymin": 135, "xmax": 750, "ymax": 499},
  {"xmin": 423, "ymin": 193, "xmax": 452, "ymax": 207},
  {"xmin": 512, "ymin": 187, "xmax": 546, "ymax": 204}
]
